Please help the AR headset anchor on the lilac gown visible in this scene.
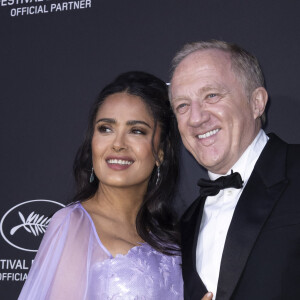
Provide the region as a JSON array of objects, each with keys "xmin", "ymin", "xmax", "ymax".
[{"xmin": 18, "ymin": 203, "xmax": 183, "ymax": 300}]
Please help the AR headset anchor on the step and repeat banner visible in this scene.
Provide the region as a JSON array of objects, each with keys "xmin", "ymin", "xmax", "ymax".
[{"xmin": 1, "ymin": 1, "xmax": 300, "ymax": 298}]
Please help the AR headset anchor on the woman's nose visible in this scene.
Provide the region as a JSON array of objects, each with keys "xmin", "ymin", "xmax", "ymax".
[{"xmin": 111, "ymin": 133, "xmax": 127, "ymax": 152}]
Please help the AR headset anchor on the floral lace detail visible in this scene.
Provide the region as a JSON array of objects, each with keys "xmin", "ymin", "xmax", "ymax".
[{"xmin": 87, "ymin": 243, "xmax": 183, "ymax": 300}]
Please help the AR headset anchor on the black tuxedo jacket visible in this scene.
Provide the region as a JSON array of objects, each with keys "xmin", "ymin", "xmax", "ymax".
[{"xmin": 181, "ymin": 134, "xmax": 300, "ymax": 300}]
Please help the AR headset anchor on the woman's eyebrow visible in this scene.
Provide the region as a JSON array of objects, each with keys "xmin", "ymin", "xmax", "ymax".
[
  {"xmin": 126, "ymin": 120, "xmax": 151, "ymax": 128},
  {"xmin": 96, "ymin": 118, "xmax": 151, "ymax": 129},
  {"xmin": 96, "ymin": 118, "xmax": 116, "ymax": 124}
]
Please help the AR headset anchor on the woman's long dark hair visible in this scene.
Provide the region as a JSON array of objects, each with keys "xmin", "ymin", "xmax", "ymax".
[{"xmin": 70, "ymin": 71, "xmax": 180, "ymax": 255}]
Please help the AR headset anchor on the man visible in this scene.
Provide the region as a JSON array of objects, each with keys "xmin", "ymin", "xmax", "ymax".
[{"xmin": 170, "ymin": 40, "xmax": 300, "ymax": 300}]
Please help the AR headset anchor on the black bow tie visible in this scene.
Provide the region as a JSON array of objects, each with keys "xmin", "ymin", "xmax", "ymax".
[{"xmin": 197, "ymin": 171, "xmax": 244, "ymax": 198}]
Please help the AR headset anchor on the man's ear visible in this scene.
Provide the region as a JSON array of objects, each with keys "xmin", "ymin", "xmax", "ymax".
[
  {"xmin": 156, "ymin": 149, "xmax": 164, "ymax": 166},
  {"xmin": 251, "ymin": 87, "xmax": 268, "ymax": 119}
]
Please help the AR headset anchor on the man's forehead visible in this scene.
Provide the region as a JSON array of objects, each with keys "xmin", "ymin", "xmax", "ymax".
[
  {"xmin": 171, "ymin": 82, "xmax": 228, "ymax": 102},
  {"xmin": 171, "ymin": 50, "xmax": 237, "ymax": 86},
  {"xmin": 173, "ymin": 49, "xmax": 231, "ymax": 76},
  {"xmin": 170, "ymin": 49, "xmax": 244, "ymax": 100}
]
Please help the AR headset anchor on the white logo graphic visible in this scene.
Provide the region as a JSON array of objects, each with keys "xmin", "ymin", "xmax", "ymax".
[
  {"xmin": 0, "ymin": 200, "xmax": 65, "ymax": 252},
  {"xmin": 10, "ymin": 211, "xmax": 51, "ymax": 237}
]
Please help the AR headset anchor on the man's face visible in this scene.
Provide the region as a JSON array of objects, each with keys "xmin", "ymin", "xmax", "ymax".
[{"xmin": 171, "ymin": 49, "xmax": 261, "ymax": 174}]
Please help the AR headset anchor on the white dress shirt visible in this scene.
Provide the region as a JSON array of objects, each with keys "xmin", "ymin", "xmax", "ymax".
[{"xmin": 196, "ymin": 130, "xmax": 269, "ymax": 300}]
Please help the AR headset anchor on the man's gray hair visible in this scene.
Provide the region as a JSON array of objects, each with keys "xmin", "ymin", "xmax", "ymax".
[{"xmin": 170, "ymin": 40, "xmax": 266, "ymax": 124}]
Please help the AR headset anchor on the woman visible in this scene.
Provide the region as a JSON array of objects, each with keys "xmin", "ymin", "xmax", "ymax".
[{"xmin": 19, "ymin": 71, "xmax": 213, "ymax": 300}]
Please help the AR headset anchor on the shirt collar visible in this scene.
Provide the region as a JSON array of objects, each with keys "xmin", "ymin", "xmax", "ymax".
[{"xmin": 208, "ymin": 129, "xmax": 269, "ymax": 182}]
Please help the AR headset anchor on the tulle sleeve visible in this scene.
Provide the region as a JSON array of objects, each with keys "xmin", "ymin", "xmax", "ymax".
[{"xmin": 18, "ymin": 204, "xmax": 110, "ymax": 300}]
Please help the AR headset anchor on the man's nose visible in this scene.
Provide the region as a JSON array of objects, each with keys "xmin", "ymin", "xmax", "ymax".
[{"xmin": 188, "ymin": 101, "xmax": 210, "ymax": 127}]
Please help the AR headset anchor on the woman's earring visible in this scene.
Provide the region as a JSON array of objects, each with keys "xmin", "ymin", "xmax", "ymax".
[
  {"xmin": 89, "ymin": 167, "xmax": 94, "ymax": 183},
  {"xmin": 156, "ymin": 166, "xmax": 161, "ymax": 185}
]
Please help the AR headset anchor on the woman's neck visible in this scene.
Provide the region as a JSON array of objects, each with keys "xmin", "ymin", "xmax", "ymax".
[{"xmin": 88, "ymin": 183, "xmax": 146, "ymax": 225}]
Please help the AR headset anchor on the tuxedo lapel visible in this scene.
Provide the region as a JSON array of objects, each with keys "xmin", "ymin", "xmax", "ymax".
[
  {"xmin": 181, "ymin": 196, "xmax": 208, "ymax": 299},
  {"xmin": 216, "ymin": 134, "xmax": 289, "ymax": 300}
]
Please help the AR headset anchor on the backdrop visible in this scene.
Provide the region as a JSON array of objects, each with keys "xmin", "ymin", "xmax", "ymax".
[{"xmin": 1, "ymin": 0, "xmax": 300, "ymax": 298}]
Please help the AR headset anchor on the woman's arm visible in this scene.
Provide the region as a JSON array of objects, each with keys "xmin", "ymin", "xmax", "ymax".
[{"xmin": 18, "ymin": 205, "xmax": 103, "ymax": 300}]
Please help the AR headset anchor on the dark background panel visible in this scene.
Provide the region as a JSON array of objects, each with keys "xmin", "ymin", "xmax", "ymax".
[{"xmin": 1, "ymin": 1, "xmax": 300, "ymax": 298}]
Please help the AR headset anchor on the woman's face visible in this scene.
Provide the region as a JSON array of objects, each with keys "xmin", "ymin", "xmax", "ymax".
[{"xmin": 91, "ymin": 92, "xmax": 161, "ymax": 189}]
